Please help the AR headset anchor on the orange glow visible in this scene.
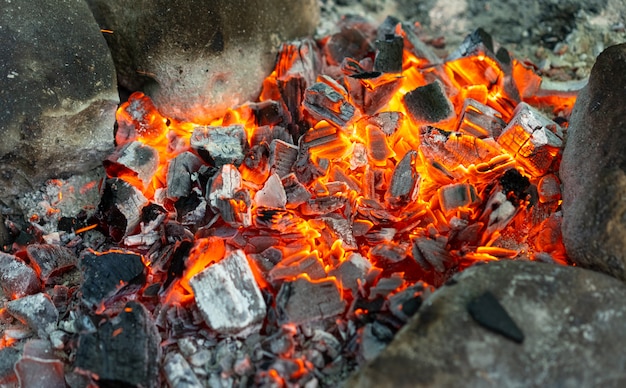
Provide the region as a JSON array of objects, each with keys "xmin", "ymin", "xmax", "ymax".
[{"xmin": 104, "ymin": 29, "xmax": 575, "ymax": 312}]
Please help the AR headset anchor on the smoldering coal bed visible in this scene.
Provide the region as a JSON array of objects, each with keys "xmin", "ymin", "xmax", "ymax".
[{"xmin": 0, "ymin": 13, "xmax": 603, "ymax": 388}]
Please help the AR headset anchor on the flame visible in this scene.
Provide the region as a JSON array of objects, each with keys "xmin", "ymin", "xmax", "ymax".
[{"xmin": 105, "ymin": 28, "xmax": 575, "ymax": 329}]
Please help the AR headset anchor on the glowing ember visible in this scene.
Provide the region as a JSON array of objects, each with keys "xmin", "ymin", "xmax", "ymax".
[{"xmin": 104, "ymin": 25, "xmax": 574, "ymax": 333}]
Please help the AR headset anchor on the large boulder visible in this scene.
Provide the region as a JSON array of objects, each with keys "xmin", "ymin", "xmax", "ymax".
[
  {"xmin": 0, "ymin": 0, "xmax": 118, "ymax": 208},
  {"xmin": 351, "ymin": 260, "xmax": 626, "ymax": 387},
  {"xmin": 86, "ymin": 0, "xmax": 319, "ymax": 123},
  {"xmin": 560, "ymin": 43, "xmax": 626, "ymax": 281}
]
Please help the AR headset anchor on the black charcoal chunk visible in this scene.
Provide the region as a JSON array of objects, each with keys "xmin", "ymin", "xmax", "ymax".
[
  {"xmin": 7, "ymin": 293, "xmax": 58, "ymax": 338},
  {"xmin": 104, "ymin": 141, "xmax": 159, "ymax": 189},
  {"xmin": 374, "ymin": 34, "xmax": 403, "ymax": 73},
  {"xmin": 388, "ymin": 283, "xmax": 431, "ymax": 322},
  {"xmin": 0, "ymin": 347, "xmax": 20, "ymax": 384},
  {"xmin": 328, "ymin": 252, "xmax": 371, "ymax": 295},
  {"xmin": 269, "ymin": 139, "xmax": 299, "ymax": 178},
  {"xmin": 282, "ymin": 173, "xmax": 311, "ymax": 208},
  {"xmin": 0, "ymin": 252, "xmax": 41, "ymax": 299},
  {"xmin": 401, "ymin": 22, "xmax": 442, "ymax": 65},
  {"xmin": 303, "ymin": 81, "xmax": 355, "ymax": 127},
  {"xmin": 277, "ymin": 277, "xmax": 346, "ymax": 325},
  {"xmin": 403, "ymin": 80, "xmax": 455, "ymax": 125},
  {"xmin": 190, "ymin": 124, "xmax": 247, "ymax": 167},
  {"xmin": 251, "ymin": 100, "xmax": 286, "ymax": 127},
  {"xmin": 412, "ymin": 237, "xmax": 452, "ymax": 272},
  {"xmin": 75, "ymin": 301, "xmax": 160, "ymax": 387},
  {"xmin": 360, "ymin": 322, "xmax": 395, "ymax": 362},
  {"xmin": 467, "ymin": 291, "xmax": 524, "ymax": 343},
  {"xmin": 447, "ymin": 27, "xmax": 495, "ymax": 61},
  {"xmin": 385, "ymin": 150, "xmax": 420, "ymax": 208},
  {"xmin": 167, "ymin": 151, "xmax": 203, "ymax": 199},
  {"xmin": 80, "ymin": 251, "xmax": 146, "ymax": 309},
  {"xmin": 98, "ymin": 178, "xmax": 148, "ymax": 241},
  {"xmin": 26, "ymin": 244, "xmax": 77, "ymax": 284}
]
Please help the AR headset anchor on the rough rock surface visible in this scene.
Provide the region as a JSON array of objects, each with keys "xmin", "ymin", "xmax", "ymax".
[
  {"xmin": 0, "ymin": 0, "xmax": 118, "ymax": 208},
  {"xmin": 561, "ymin": 43, "xmax": 626, "ymax": 281},
  {"xmin": 86, "ymin": 0, "xmax": 319, "ymax": 123},
  {"xmin": 351, "ymin": 260, "xmax": 626, "ymax": 387}
]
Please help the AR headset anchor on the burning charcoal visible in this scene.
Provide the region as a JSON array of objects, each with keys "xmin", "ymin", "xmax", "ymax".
[
  {"xmin": 329, "ymin": 252, "xmax": 372, "ymax": 295},
  {"xmin": 269, "ymin": 139, "xmax": 298, "ymax": 178},
  {"xmin": 15, "ymin": 339, "xmax": 65, "ymax": 388},
  {"xmin": 367, "ymin": 111, "xmax": 404, "ymax": 136},
  {"xmin": 7, "ymin": 293, "xmax": 58, "ymax": 338},
  {"xmin": 176, "ymin": 189, "xmax": 207, "ymax": 225},
  {"xmin": 369, "ymin": 273, "xmax": 405, "ymax": 300},
  {"xmin": 277, "ymin": 276, "xmax": 346, "ymax": 325},
  {"xmin": 80, "ymin": 251, "xmax": 146, "ymax": 310},
  {"xmin": 294, "ymin": 145, "xmax": 329, "ymax": 185},
  {"xmin": 447, "ymin": 27, "xmax": 495, "ymax": 61},
  {"xmin": 190, "ymin": 124, "xmax": 247, "ymax": 167},
  {"xmin": 401, "ymin": 23, "xmax": 442, "ymax": 65},
  {"xmin": 370, "ymin": 242, "xmax": 408, "ymax": 263},
  {"xmin": 403, "ymin": 80, "xmax": 456, "ymax": 125},
  {"xmin": 26, "ymin": 244, "xmax": 77, "ymax": 284},
  {"xmin": 412, "ymin": 237, "xmax": 453, "ymax": 272},
  {"xmin": 163, "ymin": 352, "xmax": 203, "ymax": 388},
  {"xmin": 374, "ymin": 34, "xmax": 403, "ymax": 73},
  {"xmin": 467, "ymin": 291, "xmax": 524, "ymax": 343},
  {"xmin": 324, "ymin": 24, "xmax": 374, "ymax": 66},
  {"xmin": 388, "ymin": 282, "xmax": 432, "ymax": 322},
  {"xmin": 281, "ymin": 174, "xmax": 311, "ymax": 209},
  {"xmin": 0, "ymin": 347, "xmax": 20, "ymax": 384},
  {"xmin": 537, "ymin": 174, "xmax": 561, "ymax": 203},
  {"xmin": 303, "ymin": 79, "xmax": 356, "ymax": 128},
  {"xmin": 366, "ymin": 124, "xmax": 395, "ymax": 165},
  {"xmin": 0, "ymin": 252, "xmax": 41, "ymax": 299},
  {"xmin": 302, "ymin": 195, "xmax": 348, "ymax": 215},
  {"xmin": 385, "ymin": 150, "xmax": 420, "ymax": 208},
  {"xmin": 497, "ymin": 102, "xmax": 563, "ymax": 176},
  {"xmin": 254, "ymin": 173, "xmax": 287, "ymax": 208},
  {"xmin": 322, "ymin": 216, "xmax": 358, "ymax": 250},
  {"xmin": 99, "ymin": 178, "xmax": 148, "ymax": 241},
  {"xmin": 458, "ymin": 98, "xmax": 506, "ymax": 139},
  {"xmin": 167, "ymin": 151, "xmax": 203, "ymax": 199},
  {"xmin": 481, "ymin": 191, "xmax": 518, "ymax": 237},
  {"xmin": 359, "ymin": 322, "xmax": 394, "ymax": 362},
  {"xmin": 104, "ymin": 141, "xmax": 159, "ymax": 190},
  {"xmin": 208, "ymin": 164, "xmax": 251, "ymax": 227},
  {"xmin": 438, "ymin": 183, "xmax": 478, "ymax": 215},
  {"xmin": 189, "ymin": 250, "xmax": 266, "ymax": 336},
  {"xmin": 251, "ymin": 100, "xmax": 287, "ymax": 127},
  {"xmin": 269, "ymin": 252, "xmax": 326, "ymax": 282},
  {"xmin": 75, "ymin": 301, "xmax": 161, "ymax": 387}
]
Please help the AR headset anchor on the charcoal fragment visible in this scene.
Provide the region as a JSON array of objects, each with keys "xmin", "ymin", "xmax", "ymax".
[
  {"xmin": 277, "ymin": 276, "xmax": 346, "ymax": 325},
  {"xmin": 467, "ymin": 291, "xmax": 524, "ymax": 343},
  {"xmin": 98, "ymin": 178, "xmax": 148, "ymax": 241},
  {"xmin": 403, "ymin": 80, "xmax": 455, "ymax": 125},
  {"xmin": 447, "ymin": 27, "xmax": 495, "ymax": 61},
  {"xmin": 80, "ymin": 251, "xmax": 146, "ymax": 309},
  {"xmin": 374, "ymin": 34, "xmax": 403, "ymax": 73},
  {"xmin": 190, "ymin": 124, "xmax": 247, "ymax": 167},
  {"xmin": 269, "ymin": 139, "xmax": 299, "ymax": 178},
  {"xmin": 7, "ymin": 293, "xmax": 58, "ymax": 338},
  {"xmin": 167, "ymin": 151, "xmax": 203, "ymax": 199},
  {"xmin": 0, "ymin": 252, "xmax": 41, "ymax": 298},
  {"xmin": 26, "ymin": 244, "xmax": 77, "ymax": 284},
  {"xmin": 385, "ymin": 150, "xmax": 420, "ymax": 208},
  {"xmin": 303, "ymin": 80, "xmax": 356, "ymax": 127},
  {"xmin": 104, "ymin": 141, "xmax": 159, "ymax": 190}
]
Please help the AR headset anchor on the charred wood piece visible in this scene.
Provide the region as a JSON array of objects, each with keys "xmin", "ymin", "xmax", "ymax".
[
  {"xmin": 190, "ymin": 250, "xmax": 266, "ymax": 336},
  {"xmin": 401, "ymin": 22, "xmax": 442, "ymax": 65},
  {"xmin": 163, "ymin": 352, "xmax": 203, "ymax": 388},
  {"xmin": 277, "ymin": 276, "xmax": 346, "ymax": 325},
  {"xmin": 438, "ymin": 183, "xmax": 479, "ymax": 215},
  {"xmin": 281, "ymin": 173, "xmax": 311, "ymax": 208},
  {"xmin": 411, "ymin": 237, "xmax": 452, "ymax": 272},
  {"xmin": 447, "ymin": 27, "xmax": 495, "ymax": 61},
  {"xmin": 269, "ymin": 139, "xmax": 299, "ymax": 178},
  {"xmin": 75, "ymin": 301, "xmax": 161, "ymax": 387},
  {"xmin": 80, "ymin": 251, "xmax": 146, "ymax": 310},
  {"xmin": 303, "ymin": 80, "xmax": 356, "ymax": 128},
  {"xmin": 374, "ymin": 34, "xmax": 404, "ymax": 73},
  {"xmin": 497, "ymin": 102, "xmax": 563, "ymax": 176},
  {"xmin": 328, "ymin": 252, "xmax": 371, "ymax": 295},
  {"xmin": 269, "ymin": 252, "xmax": 326, "ymax": 282},
  {"xmin": 388, "ymin": 282, "xmax": 432, "ymax": 322},
  {"xmin": 190, "ymin": 124, "xmax": 247, "ymax": 167},
  {"xmin": 385, "ymin": 150, "xmax": 420, "ymax": 208},
  {"xmin": 104, "ymin": 141, "xmax": 159, "ymax": 190},
  {"xmin": 0, "ymin": 252, "xmax": 41, "ymax": 299},
  {"xmin": 458, "ymin": 98, "xmax": 506, "ymax": 139},
  {"xmin": 254, "ymin": 173, "xmax": 287, "ymax": 208},
  {"xmin": 166, "ymin": 151, "xmax": 203, "ymax": 200},
  {"xmin": 369, "ymin": 273, "xmax": 406, "ymax": 300},
  {"xmin": 26, "ymin": 244, "xmax": 76, "ymax": 285},
  {"xmin": 367, "ymin": 111, "xmax": 404, "ymax": 136},
  {"xmin": 207, "ymin": 164, "xmax": 251, "ymax": 227},
  {"xmin": 251, "ymin": 100, "xmax": 287, "ymax": 127},
  {"xmin": 7, "ymin": 293, "xmax": 58, "ymax": 338},
  {"xmin": 370, "ymin": 242, "xmax": 408, "ymax": 263},
  {"xmin": 98, "ymin": 178, "xmax": 148, "ymax": 241},
  {"xmin": 322, "ymin": 216, "xmax": 358, "ymax": 250},
  {"xmin": 481, "ymin": 191, "xmax": 518, "ymax": 237},
  {"xmin": 366, "ymin": 124, "xmax": 395, "ymax": 165},
  {"xmin": 403, "ymin": 80, "xmax": 455, "ymax": 125}
]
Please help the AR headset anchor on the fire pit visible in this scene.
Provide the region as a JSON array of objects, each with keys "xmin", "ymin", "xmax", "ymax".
[{"xmin": 2, "ymin": 1, "xmax": 626, "ymax": 387}]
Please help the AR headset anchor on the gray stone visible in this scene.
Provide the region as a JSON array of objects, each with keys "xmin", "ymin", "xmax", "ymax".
[
  {"xmin": 0, "ymin": 0, "xmax": 118, "ymax": 208},
  {"xmin": 86, "ymin": 0, "xmax": 319, "ymax": 122},
  {"xmin": 561, "ymin": 43, "xmax": 626, "ymax": 281},
  {"xmin": 351, "ymin": 261, "xmax": 626, "ymax": 387}
]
